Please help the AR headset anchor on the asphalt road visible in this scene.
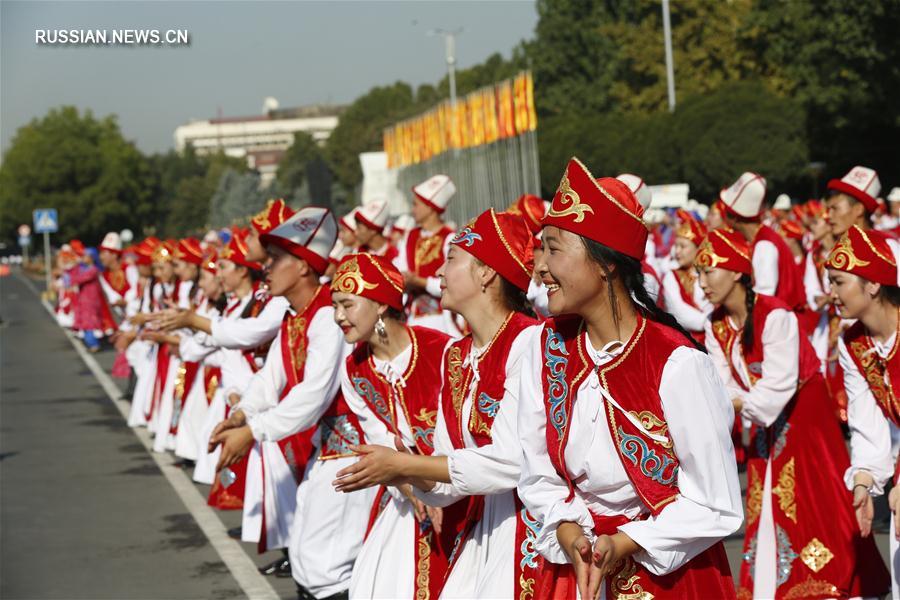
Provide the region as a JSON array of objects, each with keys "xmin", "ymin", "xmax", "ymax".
[{"xmin": 0, "ymin": 267, "xmax": 892, "ymax": 598}]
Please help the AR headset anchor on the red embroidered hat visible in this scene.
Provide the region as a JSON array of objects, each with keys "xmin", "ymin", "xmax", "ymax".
[
  {"xmin": 134, "ymin": 237, "xmax": 159, "ymax": 266},
  {"xmin": 675, "ymin": 212, "xmax": 708, "ymax": 246},
  {"xmin": 261, "ymin": 206, "xmax": 337, "ymax": 275},
  {"xmin": 450, "ymin": 208, "xmax": 535, "ymax": 292},
  {"xmin": 507, "ymin": 194, "xmax": 546, "ymax": 234},
  {"xmin": 175, "ymin": 238, "xmax": 204, "ymax": 266},
  {"xmin": 70, "ymin": 239, "xmax": 86, "ymax": 256},
  {"xmin": 251, "ymin": 199, "xmax": 296, "ymax": 234},
  {"xmin": 779, "ymin": 219, "xmax": 804, "ymax": 241},
  {"xmin": 332, "ymin": 253, "xmax": 405, "ymax": 310},
  {"xmin": 826, "ymin": 225, "xmax": 898, "ymax": 286},
  {"xmin": 805, "ymin": 200, "xmax": 825, "ymax": 217},
  {"xmin": 695, "ymin": 228, "xmax": 753, "ymax": 275},
  {"xmin": 201, "ymin": 248, "xmax": 218, "ymax": 274},
  {"xmin": 541, "ymin": 157, "xmax": 648, "ymax": 260},
  {"xmin": 828, "ymin": 166, "xmax": 882, "ymax": 213},
  {"xmin": 220, "ymin": 230, "xmax": 263, "ymax": 271},
  {"xmin": 152, "ymin": 240, "xmax": 177, "ymax": 264}
]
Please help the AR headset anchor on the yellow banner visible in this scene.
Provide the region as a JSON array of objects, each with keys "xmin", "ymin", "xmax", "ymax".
[{"xmin": 384, "ymin": 71, "xmax": 537, "ymax": 168}]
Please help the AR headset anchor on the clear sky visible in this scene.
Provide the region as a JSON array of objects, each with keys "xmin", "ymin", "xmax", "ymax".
[{"xmin": 1, "ymin": 0, "xmax": 538, "ymax": 155}]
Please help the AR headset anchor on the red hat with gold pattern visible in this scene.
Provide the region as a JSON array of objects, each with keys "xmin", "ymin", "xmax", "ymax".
[
  {"xmin": 220, "ymin": 230, "xmax": 263, "ymax": 271},
  {"xmin": 251, "ymin": 199, "xmax": 296, "ymax": 234},
  {"xmin": 675, "ymin": 212, "xmax": 708, "ymax": 246},
  {"xmin": 201, "ymin": 248, "xmax": 218, "ymax": 274},
  {"xmin": 780, "ymin": 219, "xmax": 804, "ymax": 241},
  {"xmin": 152, "ymin": 240, "xmax": 177, "ymax": 264},
  {"xmin": 332, "ymin": 253, "xmax": 404, "ymax": 310},
  {"xmin": 826, "ymin": 225, "xmax": 898, "ymax": 286},
  {"xmin": 134, "ymin": 237, "xmax": 159, "ymax": 266},
  {"xmin": 805, "ymin": 199, "xmax": 825, "ymax": 217},
  {"xmin": 541, "ymin": 157, "xmax": 648, "ymax": 260},
  {"xmin": 70, "ymin": 240, "xmax": 86, "ymax": 256},
  {"xmin": 507, "ymin": 194, "xmax": 546, "ymax": 235},
  {"xmin": 450, "ymin": 208, "xmax": 535, "ymax": 291},
  {"xmin": 175, "ymin": 238, "xmax": 204, "ymax": 266},
  {"xmin": 695, "ymin": 228, "xmax": 753, "ymax": 275}
]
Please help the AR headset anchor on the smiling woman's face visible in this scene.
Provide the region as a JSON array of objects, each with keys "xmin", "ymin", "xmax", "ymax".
[
  {"xmin": 828, "ymin": 268, "xmax": 872, "ymax": 319},
  {"xmin": 537, "ymin": 226, "xmax": 604, "ymax": 316},
  {"xmin": 436, "ymin": 245, "xmax": 480, "ymax": 314},
  {"xmin": 332, "ymin": 291, "xmax": 380, "ymax": 344}
]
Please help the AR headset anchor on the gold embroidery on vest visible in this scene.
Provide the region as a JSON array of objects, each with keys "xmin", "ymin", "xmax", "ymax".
[
  {"xmin": 548, "ymin": 171, "xmax": 594, "ymax": 223},
  {"xmin": 415, "ymin": 408, "xmax": 438, "ymax": 427},
  {"xmin": 628, "ymin": 410, "xmax": 673, "ymax": 450},
  {"xmin": 174, "ymin": 363, "xmax": 188, "ymax": 400},
  {"xmin": 415, "ymin": 531, "xmax": 432, "ymax": 600},
  {"xmin": 772, "ymin": 457, "xmax": 797, "ymax": 523},
  {"xmin": 799, "ymin": 538, "xmax": 833, "ymax": 573},
  {"xmin": 518, "ymin": 573, "xmax": 535, "ymax": 600},
  {"xmin": 414, "ymin": 235, "xmax": 444, "ymax": 269},
  {"xmin": 287, "ymin": 317, "xmax": 308, "ymax": 374},
  {"xmin": 746, "ymin": 466, "xmax": 763, "ymax": 526},
  {"xmin": 206, "ymin": 374, "xmax": 219, "ymax": 403},
  {"xmin": 447, "ymin": 346, "xmax": 465, "ymax": 418}
]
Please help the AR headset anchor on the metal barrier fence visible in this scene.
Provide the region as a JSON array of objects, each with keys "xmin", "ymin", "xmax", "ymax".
[{"xmin": 394, "ymin": 130, "xmax": 540, "ymax": 228}]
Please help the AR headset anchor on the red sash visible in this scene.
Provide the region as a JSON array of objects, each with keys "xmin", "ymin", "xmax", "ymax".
[
  {"xmin": 843, "ymin": 320, "xmax": 900, "ymax": 427},
  {"xmin": 441, "ymin": 312, "xmax": 547, "ymax": 598},
  {"xmin": 348, "ymin": 326, "xmax": 455, "ymax": 599},
  {"xmin": 753, "ymin": 225, "xmax": 806, "ymax": 312}
]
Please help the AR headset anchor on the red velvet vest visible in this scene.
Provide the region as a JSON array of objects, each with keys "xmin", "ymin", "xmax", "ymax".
[
  {"xmin": 710, "ymin": 294, "xmax": 820, "ymax": 393},
  {"xmin": 843, "ymin": 320, "xmax": 900, "ymax": 427},
  {"xmin": 406, "ymin": 226, "xmax": 453, "ymax": 317},
  {"xmin": 540, "ymin": 314, "xmax": 684, "ymax": 514}
]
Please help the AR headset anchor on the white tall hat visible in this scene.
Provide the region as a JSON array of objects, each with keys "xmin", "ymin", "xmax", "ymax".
[
  {"xmin": 355, "ymin": 198, "xmax": 389, "ymax": 232},
  {"xmin": 260, "ymin": 206, "xmax": 336, "ymax": 275},
  {"xmin": 616, "ymin": 173, "xmax": 652, "ymax": 210},
  {"xmin": 412, "ymin": 174, "xmax": 456, "ymax": 213},
  {"xmin": 828, "ymin": 166, "xmax": 882, "ymax": 213},
  {"xmin": 100, "ymin": 232, "xmax": 122, "ymax": 252},
  {"xmin": 720, "ymin": 172, "xmax": 767, "ymax": 218}
]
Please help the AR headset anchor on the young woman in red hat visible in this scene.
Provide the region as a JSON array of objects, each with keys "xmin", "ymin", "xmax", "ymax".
[
  {"xmin": 696, "ymin": 228, "xmax": 889, "ymax": 599},
  {"xmin": 661, "ymin": 212, "xmax": 712, "ymax": 346},
  {"xmin": 826, "ymin": 225, "xmax": 900, "ymax": 597},
  {"xmin": 518, "ymin": 158, "xmax": 742, "ymax": 600},
  {"xmin": 326, "ymin": 252, "xmax": 455, "ymax": 599},
  {"xmin": 333, "ymin": 208, "xmax": 550, "ymax": 599}
]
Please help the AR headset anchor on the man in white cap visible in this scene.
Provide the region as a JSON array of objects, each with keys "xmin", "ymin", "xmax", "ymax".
[
  {"xmin": 719, "ymin": 172, "xmax": 808, "ymax": 314},
  {"xmin": 616, "ymin": 173, "xmax": 663, "ymax": 305},
  {"xmin": 826, "ymin": 165, "xmax": 882, "ymax": 237},
  {"xmin": 395, "ymin": 174, "xmax": 458, "ymax": 334},
  {"xmin": 209, "ymin": 207, "xmax": 376, "ymax": 600},
  {"xmin": 353, "ymin": 198, "xmax": 397, "ymax": 262},
  {"xmin": 884, "ymin": 187, "xmax": 900, "ymax": 235},
  {"xmin": 338, "ymin": 209, "xmax": 359, "ymax": 252}
]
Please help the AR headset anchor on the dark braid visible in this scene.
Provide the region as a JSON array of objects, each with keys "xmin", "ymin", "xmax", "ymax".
[
  {"xmin": 500, "ymin": 276, "xmax": 536, "ymax": 319},
  {"xmin": 582, "ymin": 238, "xmax": 707, "ymax": 353},
  {"xmin": 740, "ymin": 274, "xmax": 756, "ymax": 352}
]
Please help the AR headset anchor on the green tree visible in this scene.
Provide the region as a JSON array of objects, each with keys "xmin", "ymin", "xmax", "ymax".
[
  {"xmin": 276, "ymin": 131, "xmax": 324, "ymax": 193},
  {"xmin": 0, "ymin": 106, "xmax": 154, "ymax": 245}
]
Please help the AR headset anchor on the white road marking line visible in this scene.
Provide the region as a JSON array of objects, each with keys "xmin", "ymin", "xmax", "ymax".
[{"xmin": 18, "ymin": 272, "xmax": 280, "ymax": 600}]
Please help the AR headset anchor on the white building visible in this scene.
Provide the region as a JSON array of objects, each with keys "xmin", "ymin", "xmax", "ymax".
[{"xmin": 174, "ymin": 98, "xmax": 343, "ymax": 186}]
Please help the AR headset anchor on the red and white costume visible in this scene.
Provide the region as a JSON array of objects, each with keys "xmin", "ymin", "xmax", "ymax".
[
  {"xmin": 239, "ymin": 208, "xmax": 377, "ymax": 597},
  {"xmin": 698, "ymin": 228, "xmax": 888, "ymax": 599}
]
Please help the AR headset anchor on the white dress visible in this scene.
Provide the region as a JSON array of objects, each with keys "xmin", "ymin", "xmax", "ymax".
[{"xmin": 237, "ymin": 305, "xmax": 377, "ymax": 597}]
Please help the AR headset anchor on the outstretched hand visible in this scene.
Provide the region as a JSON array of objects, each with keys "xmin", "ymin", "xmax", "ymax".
[{"xmin": 332, "ymin": 444, "xmax": 406, "ymax": 492}]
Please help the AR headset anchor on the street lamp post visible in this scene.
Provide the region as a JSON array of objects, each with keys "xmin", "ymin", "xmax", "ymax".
[
  {"xmin": 428, "ymin": 28, "xmax": 463, "ymax": 112},
  {"xmin": 661, "ymin": 0, "xmax": 676, "ymax": 112}
]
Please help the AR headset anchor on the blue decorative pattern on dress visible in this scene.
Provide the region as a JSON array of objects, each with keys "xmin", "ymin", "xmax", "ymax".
[
  {"xmin": 451, "ymin": 227, "xmax": 482, "ymax": 247},
  {"xmin": 544, "ymin": 329, "xmax": 570, "ymax": 438},
  {"xmin": 412, "ymin": 426, "xmax": 435, "ymax": 449},
  {"xmin": 477, "ymin": 392, "xmax": 502, "ymax": 418},
  {"xmin": 772, "ymin": 415, "xmax": 791, "ymax": 460},
  {"xmin": 320, "ymin": 415, "xmax": 360, "ymax": 456},
  {"xmin": 617, "ymin": 427, "xmax": 678, "ymax": 486},
  {"xmin": 742, "ymin": 536, "xmax": 758, "ymax": 580},
  {"xmin": 519, "ymin": 508, "xmax": 543, "ymax": 570},
  {"xmin": 353, "ymin": 376, "xmax": 392, "ymax": 425},
  {"xmin": 775, "ymin": 525, "xmax": 798, "ymax": 587}
]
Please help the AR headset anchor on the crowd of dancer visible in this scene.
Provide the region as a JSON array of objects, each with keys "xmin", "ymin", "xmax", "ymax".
[{"xmin": 51, "ymin": 159, "xmax": 900, "ymax": 600}]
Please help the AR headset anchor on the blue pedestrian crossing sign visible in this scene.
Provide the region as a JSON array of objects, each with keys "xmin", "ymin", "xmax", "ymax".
[{"xmin": 33, "ymin": 209, "xmax": 59, "ymax": 234}]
